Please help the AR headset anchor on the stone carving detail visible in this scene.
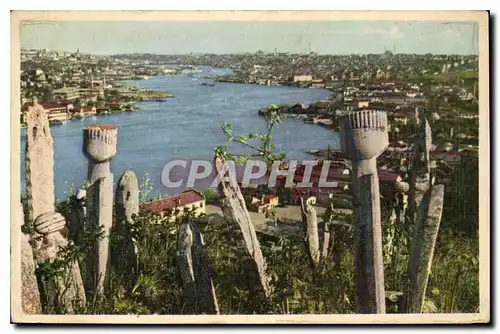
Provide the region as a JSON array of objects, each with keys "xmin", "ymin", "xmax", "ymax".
[
  {"xmin": 34, "ymin": 212, "xmax": 86, "ymax": 313},
  {"xmin": 82, "ymin": 125, "xmax": 117, "ymax": 297},
  {"xmin": 339, "ymin": 110, "xmax": 389, "ymax": 314}
]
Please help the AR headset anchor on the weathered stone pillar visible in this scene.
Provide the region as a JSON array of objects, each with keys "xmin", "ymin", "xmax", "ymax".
[
  {"xmin": 408, "ymin": 119, "xmax": 434, "ymax": 211},
  {"xmin": 19, "ymin": 202, "xmax": 41, "ymax": 314},
  {"xmin": 300, "ymin": 196, "xmax": 320, "ymax": 267},
  {"xmin": 403, "ymin": 119, "xmax": 444, "ymax": 313},
  {"xmin": 34, "ymin": 212, "xmax": 87, "ymax": 313},
  {"xmin": 339, "ymin": 110, "xmax": 389, "ymax": 314},
  {"xmin": 177, "ymin": 219, "xmax": 219, "ymax": 314},
  {"xmin": 214, "ymin": 156, "xmax": 270, "ymax": 297},
  {"xmin": 25, "ymin": 101, "xmax": 85, "ymax": 312},
  {"xmin": 82, "ymin": 125, "xmax": 117, "ymax": 296},
  {"xmin": 404, "ymin": 185, "xmax": 445, "ymax": 313},
  {"xmin": 25, "ymin": 101, "xmax": 55, "ymax": 224},
  {"xmin": 112, "ymin": 171, "xmax": 139, "ymax": 283}
]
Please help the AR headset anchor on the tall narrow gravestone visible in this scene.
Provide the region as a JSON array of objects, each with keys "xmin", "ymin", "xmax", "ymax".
[
  {"xmin": 25, "ymin": 101, "xmax": 54, "ymax": 224},
  {"xmin": 83, "ymin": 125, "xmax": 117, "ymax": 297},
  {"xmin": 112, "ymin": 171, "xmax": 139, "ymax": 283},
  {"xmin": 214, "ymin": 156, "xmax": 270, "ymax": 298},
  {"xmin": 25, "ymin": 102, "xmax": 86, "ymax": 312},
  {"xmin": 403, "ymin": 118, "xmax": 445, "ymax": 313},
  {"xmin": 339, "ymin": 110, "xmax": 389, "ymax": 314}
]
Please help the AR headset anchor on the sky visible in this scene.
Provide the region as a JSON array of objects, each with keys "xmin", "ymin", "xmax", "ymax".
[{"xmin": 20, "ymin": 21, "xmax": 478, "ymax": 55}]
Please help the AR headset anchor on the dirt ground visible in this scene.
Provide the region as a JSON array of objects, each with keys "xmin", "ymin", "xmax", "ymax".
[{"xmin": 203, "ymin": 204, "xmax": 351, "ymax": 237}]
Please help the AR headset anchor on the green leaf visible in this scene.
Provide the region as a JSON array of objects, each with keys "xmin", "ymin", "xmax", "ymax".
[{"xmin": 431, "ymin": 287, "xmax": 440, "ymax": 296}]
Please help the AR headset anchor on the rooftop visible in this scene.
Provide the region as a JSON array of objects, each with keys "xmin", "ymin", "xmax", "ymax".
[{"xmin": 140, "ymin": 190, "xmax": 204, "ymax": 214}]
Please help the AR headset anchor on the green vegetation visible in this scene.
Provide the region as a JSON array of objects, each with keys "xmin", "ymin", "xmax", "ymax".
[
  {"xmin": 32, "ymin": 185, "xmax": 478, "ymax": 314},
  {"xmin": 26, "ymin": 110, "xmax": 479, "ymax": 316}
]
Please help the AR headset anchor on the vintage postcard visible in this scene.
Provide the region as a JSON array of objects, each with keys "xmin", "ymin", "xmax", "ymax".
[{"xmin": 10, "ymin": 11, "xmax": 490, "ymax": 324}]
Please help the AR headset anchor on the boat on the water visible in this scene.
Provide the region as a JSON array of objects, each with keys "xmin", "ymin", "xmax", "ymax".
[{"xmin": 50, "ymin": 120, "xmax": 66, "ymax": 126}]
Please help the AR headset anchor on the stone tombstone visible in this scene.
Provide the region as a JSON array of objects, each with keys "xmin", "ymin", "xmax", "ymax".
[
  {"xmin": 404, "ymin": 184, "xmax": 445, "ymax": 313},
  {"xmin": 408, "ymin": 118, "xmax": 435, "ymax": 227},
  {"xmin": 300, "ymin": 196, "xmax": 320, "ymax": 267},
  {"xmin": 34, "ymin": 212, "xmax": 86, "ymax": 313},
  {"xmin": 19, "ymin": 202, "xmax": 41, "ymax": 314},
  {"xmin": 177, "ymin": 219, "xmax": 219, "ymax": 314},
  {"xmin": 421, "ymin": 119, "xmax": 433, "ymax": 172},
  {"xmin": 25, "ymin": 101, "xmax": 86, "ymax": 313},
  {"xmin": 112, "ymin": 171, "xmax": 139, "ymax": 282},
  {"xmin": 339, "ymin": 110, "xmax": 389, "ymax": 314},
  {"xmin": 214, "ymin": 156, "xmax": 270, "ymax": 298},
  {"xmin": 25, "ymin": 102, "xmax": 54, "ymax": 223},
  {"xmin": 82, "ymin": 125, "xmax": 117, "ymax": 297}
]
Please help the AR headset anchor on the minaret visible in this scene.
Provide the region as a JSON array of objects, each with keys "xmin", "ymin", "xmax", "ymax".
[{"xmin": 339, "ymin": 110, "xmax": 389, "ymax": 314}]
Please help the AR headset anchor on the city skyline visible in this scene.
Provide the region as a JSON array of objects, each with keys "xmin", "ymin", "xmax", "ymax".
[{"xmin": 20, "ymin": 21, "xmax": 478, "ymax": 56}]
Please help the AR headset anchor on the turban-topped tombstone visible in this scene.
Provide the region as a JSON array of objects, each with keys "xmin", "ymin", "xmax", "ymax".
[
  {"xmin": 82, "ymin": 125, "xmax": 117, "ymax": 297},
  {"xmin": 339, "ymin": 110, "xmax": 389, "ymax": 314}
]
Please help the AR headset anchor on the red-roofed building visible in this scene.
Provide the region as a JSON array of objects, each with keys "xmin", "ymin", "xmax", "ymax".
[
  {"xmin": 276, "ymin": 161, "xmax": 402, "ymax": 205},
  {"xmin": 250, "ymin": 193, "xmax": 279, "ymax": 213},
  {"xmin": 140, "ymin": 190, "xmax": 205, "ymax": 221}
]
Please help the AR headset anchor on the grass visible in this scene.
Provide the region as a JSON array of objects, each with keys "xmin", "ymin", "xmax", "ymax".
[{"xmin": 30, "ymin": 181, "xmax": 478, "ymax": 315}]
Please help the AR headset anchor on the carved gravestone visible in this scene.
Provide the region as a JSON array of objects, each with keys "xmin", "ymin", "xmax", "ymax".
[
  {"xmin": 214, "ymin": 156, "xmax": 270, "ymax": 298},
  {"xmin": 82, "ymin": 125, "xmax": 117, "ymax": 297},
  {"xmin": 404, "ymin": 184, "xmax": 445, "ymax": 313},
  {"xmin": 34, "ymin": 212, "xmax": 87, "ymax": 313},
  {"xmin": 177, "ymin": 219, "xmax": 219, "ymax": 314},
  {"xmin": 339, "ymin": 110, "xmax": 389, "ymax": 314},
  {"xmin": 112, "ymin": 171, "xmax": 139, "ymax": 285},
  {"xmin": 25, "ymin": 102, "xmax": 86, "ymax": 313},
  {"xmin": 25, "ymin": 102, "xmax": 54, "ymax": 223},
  {"xmin": 300, "ymin": 196, "xmax": 320, "ymax": 267}
]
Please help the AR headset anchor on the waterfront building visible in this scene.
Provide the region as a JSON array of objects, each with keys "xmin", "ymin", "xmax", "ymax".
[
  {"xmin": 290, "ymin": 75, "xmax": 313, "ymax": 83},
  {"xmin": 22, "ymin": 103, "xmax": 74, "ymax": 123},
  {"xmin": 139, "ymin": 190, "xmax": 206, "ymax": 222}
]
